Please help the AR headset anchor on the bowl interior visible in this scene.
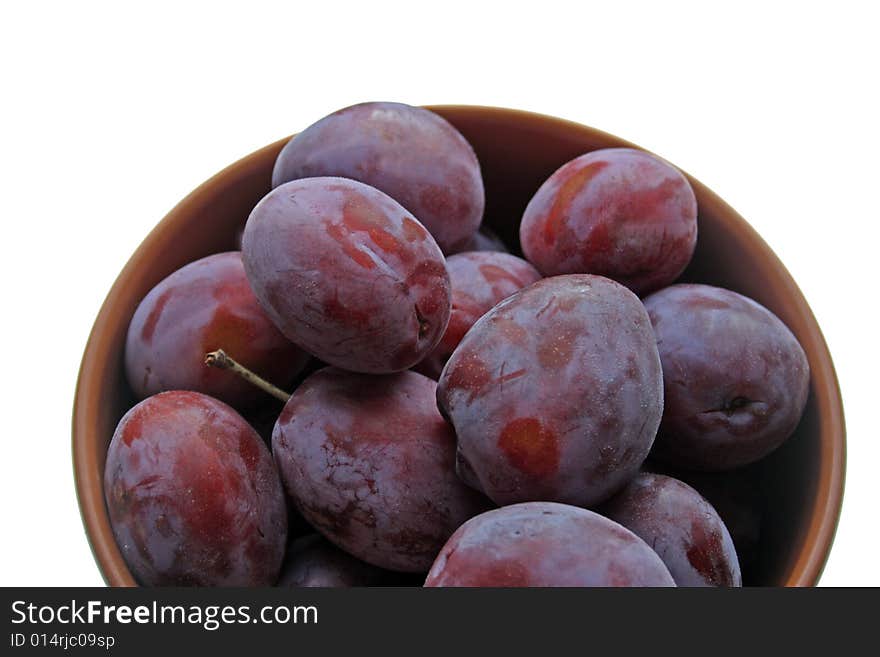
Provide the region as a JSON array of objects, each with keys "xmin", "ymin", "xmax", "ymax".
[{"xmin": 73, "ymin": 106, "xmax": 844, "ymax": 586}]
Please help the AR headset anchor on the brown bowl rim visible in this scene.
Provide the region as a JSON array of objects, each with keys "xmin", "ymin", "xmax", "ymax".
[{"xmin": 72, "ymin": 104, "xmax": 846, "ymax": 587}]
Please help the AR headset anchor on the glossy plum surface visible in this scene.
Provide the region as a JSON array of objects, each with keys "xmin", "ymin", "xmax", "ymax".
[
  {"xmin": 520, "ymin": 148, "xmax": 697, "ymax": 294},
  {"xmin": 418, "ymin": 252, "xmax": 541, "ymax": 378},
  {"xmin": 277, "ymin": 534, "xmax": 390, "ymax": 587},
  {"xmin": 242, "ymin": 177, "xmax": 451, "ymax": 373},
  {"xmin": 272, "ymin": 368, "xmax": 489, "ymax": 572},
  {"xmin": 644, "ymin": 284, "xmax": 810, "ymax": 470},
  {"xmin": 125, "ymin": 252, "xmax": 308, "ymax": 410},
  {"xmin": 272, "ymin": 102, "xmax": 484, "ymax": 252},
  {"xmin": 424, "ymin": 502, "xmax": 675, "ymax": 587},
  {"xmin": 600, "ymin": 472, "xmax": 741, "ymax": 586},
  {"xmin": 104, "ymin": 391, "xmax": 287, "ymax": 586},
  {"xmin": 438, "ymin": 274, "xmax": 663, "ymax": 507}
]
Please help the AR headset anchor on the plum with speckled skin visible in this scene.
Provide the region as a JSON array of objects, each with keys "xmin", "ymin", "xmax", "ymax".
[
  {"xmin": 277, "ymin": 534, "xmax": 390, "ymax": 587},
  {"xmin": 600, "ymin": 473, "xmax": 741, "ymax": 587},
  {"xmin": 272, "ymin": 368, "xmax": 489, "ymax": 572},
  {"xmin": 445, "ymin": 225, "xmax": 509, "ymax": 255},
  {"xmin": 644, "ymin": 284, "xmax": 810, "ymax": 470},
  {"xmin": 242, "ymin": 177, "xmax": 451, "ymax": 374},
  {"xmin": 417, "ymin": 252, "xmax": 541, "ymax": 378},
  {"xmin": 437, "ymin": 274, "xmax": 663, "ymax": 507},
  {"xmin": 272, "ymin": 102, "xmax": 484, "ymax": 253},
  {"xmin": 520, "ymin": 148, "xmax": 697, "ymax": 295},
  {"xmin": 125, "ymin": 252, "xmax": 308, "ymax": 410},
  {"xmin": 424, "ymin": 502, "xmax": 675, "ymax": 587},
  {"xmin": 104, "ymin": 391, "xmax": 287, "ymax": 586}
]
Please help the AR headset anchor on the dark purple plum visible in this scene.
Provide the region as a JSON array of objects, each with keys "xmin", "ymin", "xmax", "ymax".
[
  {"xmin": 424, "ymin": 502, "xmax": 675, "ymax": 587},
  {"xmin": 438, "ymin": 274, "xmax": 663, "ymax": 507},
  {"xmin": 277, "ymin": 534, "xmax": 390, "ymax": 587},
  {"xmin": 444, "ymin": 225, "xmax": 509, "ymax": 255},
  {"xmin": 520, "ymin": 148, "xmax": 697, "ymax": 295},
  {"xmin": 242, "ymin": 177, "xmax": 451, "ymax": 374},
  {"xmin": 104, "ymin": 391, "xmax": 287, "ymax": 586},
  {"xmin": 644, "ymin": 284, "xmax": 810, "ymax": 470},
  {"xmin": 417, "ymin": 252, "xmax": 541, "ymax": 378},
  {"xmin": 600, "ymin": 472, "xmax": 741, "ymax": 587},
  {"xmin": 125, "ymin": 252, "xmax": 308, "ymax": 410},
  {"xmin": 272, "ymin": 368, "xmax": 489, "ymax": 572},
  {"xmin": 272, "ymin": 102, "xmax": 484, "ymax": 252}
]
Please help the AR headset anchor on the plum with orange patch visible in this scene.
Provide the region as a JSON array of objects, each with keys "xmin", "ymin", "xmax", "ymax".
[
  {"xmin": 272, "ymin": 368, "xmax": 489, "ymax": 572},
  {"xmin": 271, "ymin": 102, "xmax": 484, "ymax": 252},
  {"xmin": 424, "ymin": 502, "xmax": 675, "ymax": 587},
  {"xmin": 416, "ymin": 252, "xmax": 540, "ymax": 378},
  {"xmin": 600, "ymin": 472, "xmax": 742, "ymax": 587},
  {"xmin": 104, "ymin": 391, "xmax": 287, "ymax": 586},
  {"xmin": 124, "ymin": 252, "xmax": 308, "ymax": 410},
  {"xmin": 520, "ymin": 148, "xmax": 697, "ymax": 295},
  {"xmin": 497, "ymin": 418, "xmax": 559, "ymax": 478},
  {"xmin": 438, "ymin": 274, "xmax": 663, "ymax": 507},
  {"xmin": 242, "ymin": 177, "xmax": 451, "ymax": 374}
]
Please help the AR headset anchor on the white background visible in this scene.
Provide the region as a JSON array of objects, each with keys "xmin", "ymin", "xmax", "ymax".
[{"xmin": 1, "ymin": 1, "xmax": 876, "ymax": 586}]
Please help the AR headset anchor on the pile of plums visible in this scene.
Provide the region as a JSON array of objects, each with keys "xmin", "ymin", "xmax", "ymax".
[{"xmin": 104, "ymin": 102, "xmax": 810, "ymax": 587}]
